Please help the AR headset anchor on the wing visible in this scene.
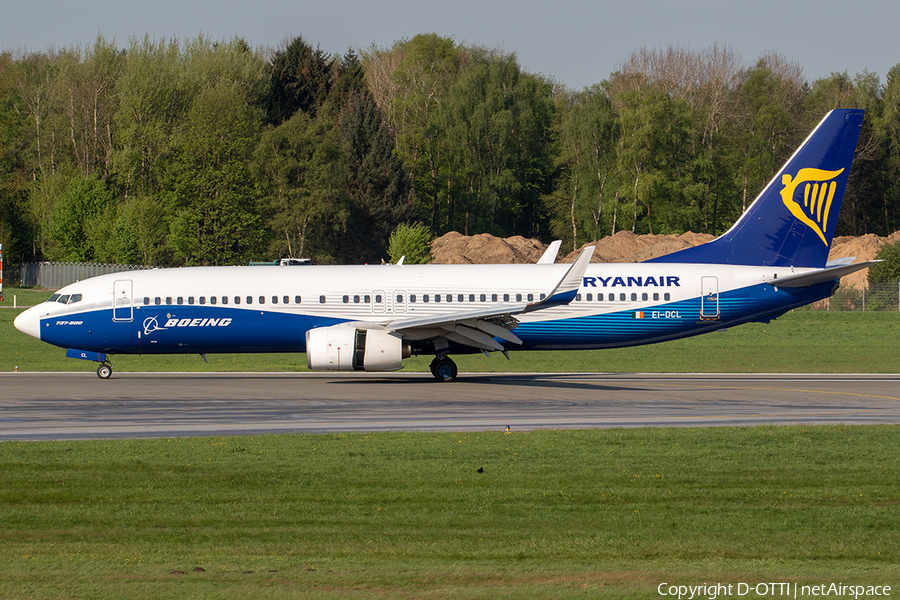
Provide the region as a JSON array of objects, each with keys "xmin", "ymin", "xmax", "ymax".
[{"xmin": 347, "ymin": 247, "xmax": 594, "ymax": 353}]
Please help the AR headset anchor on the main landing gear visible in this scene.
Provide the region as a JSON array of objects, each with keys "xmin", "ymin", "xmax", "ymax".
[{"xmin": 429, "ymin": 355, "xmax": 458, "ymax": 382}]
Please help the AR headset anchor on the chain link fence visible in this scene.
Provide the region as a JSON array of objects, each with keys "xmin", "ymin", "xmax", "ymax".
[
  {"xmin": 17, "ymin": 262, "xmax": 153, "ymax": 289},
  {"xmin": 813, "ymin": 281, "xmax": 900, "ymax": 311}
]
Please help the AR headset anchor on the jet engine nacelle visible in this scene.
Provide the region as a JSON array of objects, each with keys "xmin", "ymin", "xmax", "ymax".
[{"xmin": 306, "ymin": 326, "xmax": 408, "ymax": 372}]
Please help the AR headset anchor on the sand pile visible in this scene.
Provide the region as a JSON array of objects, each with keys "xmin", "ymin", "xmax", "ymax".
[{"xmin": 431, "ymin": 230, "xmax": 900, "ymax": 289}]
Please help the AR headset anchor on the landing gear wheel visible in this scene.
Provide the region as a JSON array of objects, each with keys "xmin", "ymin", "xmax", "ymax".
[
  {"xmin": 430, "ymin": 356, "xmax": 458, "ymax": 382},
  {"xmin": 97, "ymin": 364, "xmax": 112, "ymax": 379}
]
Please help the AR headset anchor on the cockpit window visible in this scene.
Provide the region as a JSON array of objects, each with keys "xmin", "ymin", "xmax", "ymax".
[
  {"xmin": 48, "ymin": 294, "xmax": 60, "ymax": 302},
  {"xmin": 57, "ymin": 295, "xmax": 70, "ymax": 304},
  {"xmin": 69, "ymin": 294, "xmax": 82, "ymax": 303}
]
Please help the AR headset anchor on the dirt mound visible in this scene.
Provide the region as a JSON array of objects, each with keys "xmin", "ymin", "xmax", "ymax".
[
  {"xmin": 431, "ymin": 232, "xmax": 549, "ymax": 264},
  {"xmin": 558, "ymin": 231, "xmax": 715, "ymax": 263},
  {"xmin": 828, "ymin": 232, "xmax": 899, "ymax": 289},
  {"xmin": 629, "ymin": 239, "xmax": 697, "ymax": 262},
  {"xmin": 431, "ymin": 230, "xmax": 899, "ymax": 290}
]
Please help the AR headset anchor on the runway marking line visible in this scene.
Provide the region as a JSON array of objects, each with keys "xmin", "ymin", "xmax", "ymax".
[{"xmin": 559, "ymin": 379, "xmax": 900, "ymax": 403}]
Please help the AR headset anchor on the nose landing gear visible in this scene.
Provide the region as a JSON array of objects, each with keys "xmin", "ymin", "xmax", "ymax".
[
  {"xmin": 97, "ymin": 362, "xmax": 113, "ymax": 379},
  {"xmin": 65, "ymin": 349, "xmax": 114, "ymax": 379}
]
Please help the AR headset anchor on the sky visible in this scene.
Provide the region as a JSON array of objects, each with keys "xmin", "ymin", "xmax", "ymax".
[{"xmin": 3, "ymin": 0, "xmax": 898, "ymax": 91}]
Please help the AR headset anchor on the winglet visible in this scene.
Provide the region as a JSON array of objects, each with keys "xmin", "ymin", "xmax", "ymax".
[
  {"xmin": 537, "ymin": 240, "xmax": 562, "ymax": 264},
  {"xmin": 527, "ymin": 246, "xmax": 594, "ymax": 310}
]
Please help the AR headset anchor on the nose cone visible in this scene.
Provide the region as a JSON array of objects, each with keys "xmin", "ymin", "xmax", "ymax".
[{"xmin": 14, "ymin": 305, "xmax": 42, "ymax": 340}]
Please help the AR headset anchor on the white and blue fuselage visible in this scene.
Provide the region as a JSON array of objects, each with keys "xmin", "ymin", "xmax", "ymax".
[{"xmin": 12, "ymin": 257, "xmax": 844, "ymax": 369}]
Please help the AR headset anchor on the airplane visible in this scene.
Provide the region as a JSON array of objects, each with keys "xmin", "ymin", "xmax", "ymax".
[{"xmin": 15, "ymin": 109, "xmax": 872, "ymax": 382}]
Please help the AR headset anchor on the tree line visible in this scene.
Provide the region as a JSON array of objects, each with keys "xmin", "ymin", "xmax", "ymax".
[{"xmin": 0, "ymin": 34, "xmax": 898, "ymax": 267}]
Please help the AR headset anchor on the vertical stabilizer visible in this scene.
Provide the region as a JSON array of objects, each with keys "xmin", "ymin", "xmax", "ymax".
[{"xmin": 648, "ymin": 109, "xmax": 864, "ymax": 267}]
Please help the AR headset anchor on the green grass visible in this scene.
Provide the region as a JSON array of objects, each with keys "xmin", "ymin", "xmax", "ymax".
[
  {"xmin": 3, "ymin": 289, "xmax": 899, "ymax": 597},
  {"xmin": 1, "ymin": 427, "xmax": 898, "ymax": 599},
  {"xmin": 4, "ymin": 286, "xmax": 900, "ymax": 373}
]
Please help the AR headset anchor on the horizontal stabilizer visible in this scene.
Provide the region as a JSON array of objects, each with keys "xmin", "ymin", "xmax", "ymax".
[
  {"xmin": 825, "ymin": 256, "xmax": 856, "ymax": 266},
  {"xmin": 765, "ymin": 261, "xmax": 879, "ymax": 288}
]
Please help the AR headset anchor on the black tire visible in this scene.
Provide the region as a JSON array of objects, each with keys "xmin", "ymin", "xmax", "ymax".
[
  {"xmin": 97, "ymin": 364, "xmax": 112, "ymax": 379},
  {"xmin": 430, "ymin": 357, "xmax": 458, "ymax": 382}
]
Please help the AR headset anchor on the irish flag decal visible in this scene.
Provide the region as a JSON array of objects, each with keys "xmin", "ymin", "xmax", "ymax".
[{"xmin": 632, "ymin": 311, "xmax": 645, "ymax": 319}]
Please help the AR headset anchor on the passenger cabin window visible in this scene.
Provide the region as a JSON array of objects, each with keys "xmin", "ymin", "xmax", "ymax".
[
  {"xmin": 246, "ymin": 296, "xmax": 252, "ymax": 305},
  {"xmin": 188, "ymin": 297, "xmax": 195, "ymax": 305},
  {"xmin": 283, "ymin": 296, "xmax": 289, "ymax": 304},
  {"xmin": 619, "ymin": 293, "xmax": 626, "ymax": 301},
  {"xmin": 434, "ymin": 294, "xmax": 440, "ymax": 303},
  {"xmin": 343, "ymin": 295, "xmax": 349, "ymax": 304},
  {"xmin": 295, "ymin": 296, "xmax": 302, "ymax": 304},
  {"xmin": 664, "ymin": 293, "xmax": 671, "ymax": 301},
  {"xmin": 177, "ymin": 297, "xmax": 184, "ymax": 305},
  {"xmin": 155, "ymin": 297, "xmax": 162, "ymax": 305},
  {"xmin": 631, "ymin": 293, "xmax": 637, "ymax": 301},
  {"xmin": 199, "ymin": 297, "xmax": 206, "ymax": 305},
  {"xmin": 319, "ymin": 295, "xmax": 326, "ymax": 304},
  {"xmin": 354, "ymin": 295, "xmax": 361, "ymax": 303},
  {"xmin": 222, "ymin": 296, "xmax": 228, "ymax": 305},
  {"xmin": 210, "ymin": 296, "xmax": 217, "ymax": 305},
  {"xmin": 143, "ymin": 297, "xmax": 150, "ymax": 305},
  {"xmin": 272, "ymin": 296, "xmax": 278, "ymax": 304},
  {"xmin": 375, "ymin": 294, "xmax": 382, "ymax": 303},
  {"xmin": 527, "ymin": 293, "xmax": 533, "ymax": 302},
  {"xmin": 480, "ymin": 294, "xmax": 486, "ymax": 302},
  {"xmin": 586, "ymin": 293, "xmax": 592, "ymax": 301},
  {"xmin": 396, "ymin": 294, "xmax": 403, "ymax": 303},
  {"xmin": 516, "ymin": 293, "xmax": 522, "ymax": 302},
  {"xmin": 234, "ymin": 296, "xmax": 241, "ymax": 305},
  {"xmin": 259, "ymin": 296, "xmax": 265, "ymax": 304},
  {"xmin": 503, "ymin": 293, "xmax": 510, "ymax": 302},
  {"xmin": 423, "ymin": 295, "xmax": 429, "ymax": 303},
  {"xmin": 458, "ymin": 294, "xmax": 464, "ymax": 303},
  {"xmin": 653, "ymin": 293, "xmax": 659, "ymax": 301},
  {"xmin": 410, "ymin": 294, "xmax": 417, "ymax": 303}
]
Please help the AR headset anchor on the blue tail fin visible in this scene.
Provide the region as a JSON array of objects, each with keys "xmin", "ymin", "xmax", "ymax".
[{"xmin": 648, "ymin": 109, "xmax": 864, "ymax": 267}]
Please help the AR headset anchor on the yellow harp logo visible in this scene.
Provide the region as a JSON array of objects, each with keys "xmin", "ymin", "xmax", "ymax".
[{"xmin": 779, "ymin": 168, "xmax": 844, "ymax": 245}]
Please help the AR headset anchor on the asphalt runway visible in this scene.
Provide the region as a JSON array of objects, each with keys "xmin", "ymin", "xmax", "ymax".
[{"xmin": 2, "ymin": 372, "xmax": 900, "ymax": 440}]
